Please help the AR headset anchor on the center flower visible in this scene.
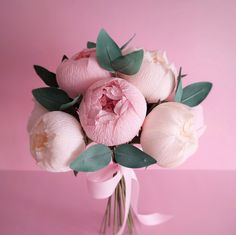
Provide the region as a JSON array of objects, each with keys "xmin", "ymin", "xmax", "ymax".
[
  {"xmin": 99, "ymin": 94, "xmax": 119, "ymax": 113},
  {"xmin": 79, "ymin": 78, "xmax": 147, "ymax": 146}
]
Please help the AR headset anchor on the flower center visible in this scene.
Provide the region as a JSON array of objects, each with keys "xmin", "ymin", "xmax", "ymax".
[
  {"xmin": 151, "ymin": 51, "xmax": 165, "ymax": 64},
  {"xmin": 32, "ymin": 133, "xmax": 48, "ymax": 152},
  {"xmin": 180, "ymin": 119, "xmax": 195, "ymax": 140},
  {"xmin": 74, "ymin": 50, "xmax": 91, "ymax": 60},
  {"xmin": 99, "ymin": 94, "xmax": 119, "ymax": 113}
]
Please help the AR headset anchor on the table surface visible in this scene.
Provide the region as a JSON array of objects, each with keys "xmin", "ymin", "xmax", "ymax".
[{"xmin": 1, "ymin": 169, "xmax": 235, "ymax": 235}]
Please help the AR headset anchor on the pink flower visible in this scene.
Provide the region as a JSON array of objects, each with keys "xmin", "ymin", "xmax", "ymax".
[
  {"xmin": 29, "ymin": 111, "xmax": 85, "ymax": 172},
  {"xmin": 27, "ymin": 100, "xmax": 48, "ymax": 132},
  {"xmin": 120, "ymin": 49, "xmax": 176, "ymax": 103},
  {"xmin": 79, "ymin": 78, "xmax": 147, "ymax": 146},
  {"xmin": 56, "ymin": 48, "xmax": 111, "ymax": 97},
  {"xmin": 141, "ymin": 102, "xmax": 206, "ymax": 168}
]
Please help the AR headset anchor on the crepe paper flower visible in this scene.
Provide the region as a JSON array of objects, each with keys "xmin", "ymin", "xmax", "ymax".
[
  {"xmin": 56, "ymin": 48, "xmax": 111, "ymax": 98},
  {"xmin": 27, "ymin": 100, "xmax": 48, "ymax": 132},
  {"xmin": 79, "ymin": 78, "xmax": 147, "ymax": 146},
  {"xmin": 120, "ymin": 48, "xmax": 176, "ymax": 103},
  {"xmin": 29, "ymin": 111, "xmax": 85, "ymax": 172},
  {"xmin": 141, "ymin": 102, "xmax": 206, "ymax": 168}
]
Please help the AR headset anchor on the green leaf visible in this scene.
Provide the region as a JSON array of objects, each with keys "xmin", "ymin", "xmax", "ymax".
[
  {"xmin": 120, "ymin": 34, "xmax": 136, "ymax": 50},
  {"xmin": 181, "ymin": 82, "xmax": 213, "ymax": 107},
  {"xmin": 32, "ymin": 87, "xmax": 71, "ymax": 111},
  {"xmin": 175, "ymin": 79, "xmax": 183, "ymax": 102},
  {"xmin": 62, "ymin": 55, "xmax": 68, "ymax": 62},
  {"xmin": 115, "ymin": 144, "xmax": 156, "ymax": 168},
  {"xmin": 59, "ymin": 95, "xmax": 82, "ymax": 110},
  {"xmin": 96, "ymin": 29, "xmax": 122, "ymax": 71},
  {"xmin": 174, "ymin": 68, "xmax": 184, "ymax": 102},
  {"xmin": 70, "ymin": 144, "xmax": 112, "ymax": 172},
  {"xmin": 111, "ymin": 49, "xmax": 144, "ymax": 75},
  {"xmin": 87, "ymin": 41, "xmax": 96, "ymax": 48},
  {"xmin": 33, "ymin": 65, "xmax": 58, "ymax": 87}
]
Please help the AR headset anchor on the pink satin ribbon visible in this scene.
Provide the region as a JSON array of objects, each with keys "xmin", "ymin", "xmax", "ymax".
[{"xmin": 87, "ymin": 163, "xmax": 171, "ymax": 235}]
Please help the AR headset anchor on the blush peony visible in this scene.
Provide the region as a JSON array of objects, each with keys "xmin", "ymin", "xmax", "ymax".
[
  {"xmin": 29, "ymin": 111, "xmax": 85, "ymax": 172},
  {"xmin": 141, "ymin": 102, "xmax": 206, "ymax": 168},
  {"xmin": 56, "ymin": 48, "xmax": 111, "ymax": 98},
  {"xmin": 120, "ymin": 49, "xmax": 176, "ymax": 103},
  {"xmin": 79, "ymin": 78, "xmax": 147, "ymax": 146}
]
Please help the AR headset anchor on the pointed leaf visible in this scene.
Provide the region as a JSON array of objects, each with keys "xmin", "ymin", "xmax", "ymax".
[
  {"xmin": 181, "ymin": 82, "xmax": 213, "ymax": 107},
  {"xmin": 115, "ymin": 144, "xmax": 156, "ymax": 168},
  {"xmin": 32, "ymin": 87, "xmax": 71, "ymax": 111},
  {"xmin": 120, "ymin": 34, "xmax": 136, "ymax": 50},
  {"xmin": 60, "ymin": 95, "xmax": 82, "ymax": 110},
  {"xmin": 70, "ymin": 144, "xmax": 112, "ymax": 172},
  {"xmin": 111, "ymin": 49, "xmax": 144, "ymax": 75},
  {"xmin": 87, "ymin": 41, "xmax": 96, "ymax": 48},
  {"xmin": 33, "ymin": 65, "xmax": 58, "ymax": 87},
  {"xmin": 175, "ymin": 68, "xmax": 184, "ymax": 102},
  {"xmin": 62, "ymin": 55, "xmax": 68, "ymax": 62},
  {"xmin": 96, "ymin": 29, "xmax": 122, "ymax": 71},
  {"xmin": 175, "ymin": 78, "xmax": 183, "ymax": 102}
]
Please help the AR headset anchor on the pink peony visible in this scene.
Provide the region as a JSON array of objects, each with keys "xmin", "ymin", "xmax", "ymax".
[
  {"xmin": 56, "ymin": 48, "xmax": 111, "ymax": 98},
  {"xmin": 79, "ymin": 78, "xmax": 147, "ymax": 146},
  {"xmin": 29, "ymin": 111, "xmax": 85, "ymax": 172},
  {"xmin": 27, "ymin": 100, "xmax": 48, "ymax": 132},
  {"xmin": 120, "ymin": 48, "xmax": 176, "ymax": 103},
  {"xmin": 141, "ymin": 102, "xmax": 206, "ymax": 168}
]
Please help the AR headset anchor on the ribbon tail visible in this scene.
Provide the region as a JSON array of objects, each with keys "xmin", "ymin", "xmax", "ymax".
[{"xmin": 130, "ymin": 170, "xmax": 172, "ymax": 226}]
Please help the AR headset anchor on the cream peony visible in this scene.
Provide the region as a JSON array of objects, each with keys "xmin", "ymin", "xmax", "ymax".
[
  {"xmin": 141, "ymin": 102, "xmax": 206, "ymax": 168},
  {"xmin": 79, "ymin": 78, "xmax": 146, "ymax": 146},
  {"xmin": 29, "ymin": 111, "xmax": 85, "ymax": 172},
  {"xmin": 120, "ymin": 49, "xmax": 176, "ymax": 103},
  {"xmin": 56, "ymin": 48, "xmax": 111, "ymax": 98}
]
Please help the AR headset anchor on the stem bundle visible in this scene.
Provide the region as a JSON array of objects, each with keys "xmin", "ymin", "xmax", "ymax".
[{"xmin": 99, "ymin": 177, "xmax": 135, "ymax": 235}]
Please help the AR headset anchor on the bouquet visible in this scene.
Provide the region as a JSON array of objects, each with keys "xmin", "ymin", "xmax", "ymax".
[{"xmin": 27, "ymin": 29, "xmax": 212, "ymax": 235}]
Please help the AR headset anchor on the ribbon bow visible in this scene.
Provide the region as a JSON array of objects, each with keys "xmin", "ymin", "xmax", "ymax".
[{"xmin": 87, "ymin": 163, "xmax": 171, "ymax": 235}]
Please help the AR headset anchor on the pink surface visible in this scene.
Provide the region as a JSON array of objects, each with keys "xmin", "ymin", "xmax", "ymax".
[
  {"xmin": 1, "ymin": 170, "xmax": 236, "ymax": 235},
  {"xmin": 0, "ymin": 0, "xmax": 236, "ymax": 170}
]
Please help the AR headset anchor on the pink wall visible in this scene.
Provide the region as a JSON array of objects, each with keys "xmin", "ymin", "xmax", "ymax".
[{"xmin": 0, "ymin": 0, "xmax": 235, "ymax": 170}]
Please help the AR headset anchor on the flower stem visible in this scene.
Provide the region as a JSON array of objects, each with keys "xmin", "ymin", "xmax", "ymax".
[
  {"xmin": 113, "ymin": 186, "xmax": 117, "ymax": 235},
  {"xmin": 108, "ymin": 197, "xmax": 111, "ymax": 227},
  {"xmin": 100, "ymin": 177, "xmax": 135, "ymax": 235}
]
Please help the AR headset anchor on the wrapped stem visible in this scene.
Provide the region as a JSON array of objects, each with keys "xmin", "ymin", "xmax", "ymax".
[{"xmin": 99, "ymin": 177, "xmax": 135, "ymax": 235}]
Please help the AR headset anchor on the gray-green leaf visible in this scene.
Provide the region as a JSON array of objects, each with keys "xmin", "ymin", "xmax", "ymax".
[
  {"xmin": 32, "ymin": 87, "xmax": 71, "ymax": 111},
  {"xmin": 115, "ymin": 144, "xmax": 156, "ymax": 168},
  {"xmin": 181, "ymin": 82, "xmax": 212, "ymax": 107},
  {"xmin": 62, "ymin": 55, "xmax": 68, "ymax": 62},
  {"xmin": 120, "ymin": 34, "xmax": 136, "ymax": 50},
  {"xmin": 174, "ymin": 68, "xmax": 184, "ymax": 102},
  {"xmin": 87, "ymin": 41, "xmax": 96, "ymax": 49},
  {"xmin": 59, "ymin": 95, "xmax": 82, "ymax": 111},
  {"xmin": 111, "ymin": 49, "xmax": 144, "ymax": 75},
  {"xmin": 96, "ymin": 29, "xmax": 122, "ymax": 71},
  {"xmin": 70, "ymin": 144, "xmax": 112, "ymax": 172},
  {"xmin": 33, "ymin": 65, "xmax": 58, "ymax": 87}
]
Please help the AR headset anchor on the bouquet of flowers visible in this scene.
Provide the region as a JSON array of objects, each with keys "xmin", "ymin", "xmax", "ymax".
[{"xmin": 27, "ymin": 29, "xmax": 212, "ymax": 235}]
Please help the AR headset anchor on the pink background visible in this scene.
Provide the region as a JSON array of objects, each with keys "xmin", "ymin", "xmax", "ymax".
[
  {"xmin": 1, "ymin": 1, "xmax": 236, "ymax": 234},
  {"xmin": 1, "ymin": 0, "xmax": 235, "ymax": 170}
]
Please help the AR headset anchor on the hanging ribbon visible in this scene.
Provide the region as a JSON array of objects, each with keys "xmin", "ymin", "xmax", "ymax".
[{"xmin": 87, "ymin": 163, "xmax": 171, "ymax": 235}]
